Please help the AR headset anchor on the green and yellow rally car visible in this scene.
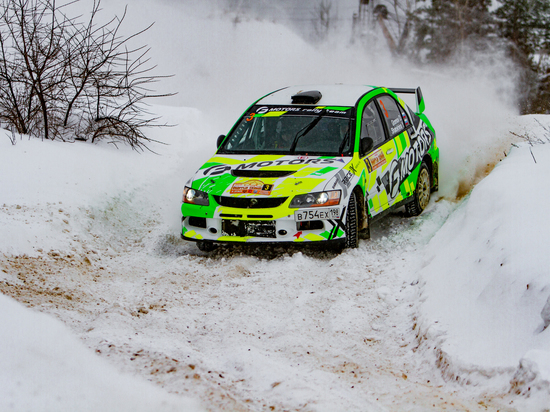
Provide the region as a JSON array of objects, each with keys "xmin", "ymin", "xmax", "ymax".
[{"xmin": 181, "ymin": 85, "xmax": 438, "ymax": 252}]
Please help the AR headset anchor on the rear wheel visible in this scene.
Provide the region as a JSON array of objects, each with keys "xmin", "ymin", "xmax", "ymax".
[
  {"xmin": 345, "ymin": 192, "xmax": 358, "ymax": 249},
  {"xmin": 405, "ymin": 162, "xmax": 431, "ymax": 217}
]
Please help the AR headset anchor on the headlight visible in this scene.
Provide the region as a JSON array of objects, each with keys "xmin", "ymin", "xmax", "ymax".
[
  {"xmin": 290, "ymin": 190, "xmax": 340, "ymax": 208},
  {"xmin": 183, "ymin": 186, "xmax": 209, "ymax": 206}
]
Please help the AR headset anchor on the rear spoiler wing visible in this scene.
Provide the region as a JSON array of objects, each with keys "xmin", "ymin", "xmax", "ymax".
[{"xmin": 389, "ymin": 87, "xmax": 425, "ymax": 114}]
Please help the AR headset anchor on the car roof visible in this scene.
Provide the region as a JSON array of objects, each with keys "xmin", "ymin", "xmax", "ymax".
[{"xmin": 257, "ymin": 84, "xmax": 377, "ymax": 107}]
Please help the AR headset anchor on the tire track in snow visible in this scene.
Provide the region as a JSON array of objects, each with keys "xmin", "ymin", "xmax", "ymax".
[{"xmin": 0, "ymin": 200, "xmax": 516, "ymax": 411}]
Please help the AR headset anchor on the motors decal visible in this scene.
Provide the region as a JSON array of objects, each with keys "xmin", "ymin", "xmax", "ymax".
[
  {"xmin": 379, "ymin": 124, "xmax": 433, "ymax": 201},
  {"xmin": 253, "ymin": 105, "xmax": 352, "ymax": 117},
  {"xmin": 257, "ymin": 106, "xmax": 305, "ymax": 114},
  {"xmin": 230, "ymin": 180, "xmax": 274, "ymax": 195},
  {"xmin": 202, "ymin": 164, "xmax": 232, "ymax": 176},
  {"xmin": 202, "ymin": 157, "xmax": 346, "ymax": 176}
]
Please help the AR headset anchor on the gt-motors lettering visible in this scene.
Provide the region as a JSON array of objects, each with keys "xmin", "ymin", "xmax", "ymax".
[
  {"xmin": 202, "ymin": 158, "xmax": 345, "ymax": 176},
  {"xmin": 380, "ymin": 124, "xmax": 433, "ymax": 200}
]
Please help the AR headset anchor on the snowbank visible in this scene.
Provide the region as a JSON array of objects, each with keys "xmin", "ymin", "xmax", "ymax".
[
  {"xmin": 0, "ymin": 108, "xmax": 213, "ymax": 412},
  {"xmin": 418, "ymin": 115, "xmax": 550, "ymax": 405},
  {"xmin": 0, "ymin": 106, "xmax": 214, "ymax": 257}
]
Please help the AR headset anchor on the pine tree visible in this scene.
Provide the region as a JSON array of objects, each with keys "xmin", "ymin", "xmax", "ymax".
[
  {"xmin": 412, "ymin": 0, "xmax": 494, "ymax": 63},
  {"xmin": 494, "ymin": 0, "xmax": 550, "ymax": 113}
]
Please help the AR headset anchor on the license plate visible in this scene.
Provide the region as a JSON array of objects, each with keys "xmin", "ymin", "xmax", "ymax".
[{"xmin": 294, "ymin": 208, "xmax": 340, "ymax": 222}]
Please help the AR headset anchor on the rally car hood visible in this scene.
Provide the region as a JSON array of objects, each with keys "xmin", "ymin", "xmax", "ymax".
[{"xmin": 189, "ymin": 154, "xmax": 354, "ymax": 198}]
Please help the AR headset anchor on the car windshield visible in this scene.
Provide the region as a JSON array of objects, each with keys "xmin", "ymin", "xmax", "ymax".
[{"xmin": 218, "ymin": 106, "xmax": 354, "ymax": 156}]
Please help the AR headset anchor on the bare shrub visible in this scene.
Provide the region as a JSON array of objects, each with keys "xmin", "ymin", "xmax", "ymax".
[
  {"xmin": 510, "ymin": 119, "xmax": 550, "ymax": 146},
  {"xmin": 0, "ymin": 0, "xmax": 172, "ymax": 150}
]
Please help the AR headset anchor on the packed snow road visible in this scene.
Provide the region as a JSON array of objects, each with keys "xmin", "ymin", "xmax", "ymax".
[
  {"xmin": 5, "ymin": 113, "xmax": 545, "ymax": 410},
  {"xmin": 0, "ymin": 197, "xmax": 514, "ymax": 411}
]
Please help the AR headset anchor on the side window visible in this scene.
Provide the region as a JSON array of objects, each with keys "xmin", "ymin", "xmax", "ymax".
[
  {"xmin": 361, "ymin": 100, "xmax": 386, "ymax": 149},
  {"xmin": 378, "ymin": 95, "xmax": 405, "ymax": 138},
  {"xmin": 397, "ymin": 104, "xmax": 412, "ymax": 130}
]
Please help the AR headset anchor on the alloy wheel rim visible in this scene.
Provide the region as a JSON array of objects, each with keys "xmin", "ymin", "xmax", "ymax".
[{"xmin": 418, "ymin": 169, "xmax": 430, "ymax": 210}]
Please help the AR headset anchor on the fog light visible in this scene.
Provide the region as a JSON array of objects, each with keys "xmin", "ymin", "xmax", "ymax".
[
  {"xmin": 278, "ymin": 229, "xmax": 287, "ymax": 236},
  {"xmin": 209, "ymin": 228, "xmax": 218, "ymax": 234}
]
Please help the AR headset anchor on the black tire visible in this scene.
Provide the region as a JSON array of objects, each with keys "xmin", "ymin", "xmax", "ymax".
[
  {"xmin": 405, "ymin": 162, "xmax": 431, "ymax": 217},
  {"xmin": 345, "ymin": 192, "xmax": 359, "ymax": 249},
  {"xmin": 197, "ymin": 240, "xmax": 217, "ymax": 252}
]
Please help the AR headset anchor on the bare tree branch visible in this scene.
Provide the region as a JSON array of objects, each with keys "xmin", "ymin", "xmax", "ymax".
[{"xmin": 0, "ymin": 0, "xmax": 173, "ymax": 150}]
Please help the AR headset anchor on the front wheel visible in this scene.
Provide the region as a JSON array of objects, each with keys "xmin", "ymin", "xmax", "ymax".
[
  {"xmin": 405, "ymin": 163, "xmax": 431, "ymax": 217},
  {"xmin": 344, "ymin": 192, "xmax": 359, "ymax": 249}
]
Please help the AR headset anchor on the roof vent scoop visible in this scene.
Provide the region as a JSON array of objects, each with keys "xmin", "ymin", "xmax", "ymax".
[{"xmin": 291, "ymin": 90, "xmax": 322, "ymax": 104}]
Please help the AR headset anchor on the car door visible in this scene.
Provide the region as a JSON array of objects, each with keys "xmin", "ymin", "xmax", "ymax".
[{"xmin": 360, "ymin": 95, "xmax": 410, "ymax": 217}]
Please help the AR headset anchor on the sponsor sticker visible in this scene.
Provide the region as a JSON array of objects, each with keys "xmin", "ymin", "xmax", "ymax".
[
  {"xmin": 391, "ymin": 123, "xmax": 404, "ymax": 135},
  {"xmin": 230, "ymin": 180, "xmax": 274, "ymax": 195},
  {"xmin": 367, "ymin": 149, "xmax": 387, "ymax": 170},
  {"xmin": 251, "ymin": 105, "xmax": 351, "ymax": 118}
]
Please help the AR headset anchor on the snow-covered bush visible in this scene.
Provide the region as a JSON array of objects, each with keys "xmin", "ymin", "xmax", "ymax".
[{"xmin": 511, "ymin": 118, "xmax": 550, "ymax": 146}]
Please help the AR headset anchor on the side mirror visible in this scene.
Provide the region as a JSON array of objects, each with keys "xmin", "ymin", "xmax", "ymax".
[
  {"xmin": 216, "ymin": 134, "xmax": 225, "ymax": 149},
  {"xmin": 360, "ymin": 137, "xmax": 373, "ymax": 157}
]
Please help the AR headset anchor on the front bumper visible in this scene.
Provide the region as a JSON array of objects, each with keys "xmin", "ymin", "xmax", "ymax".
[{"xmin": 181, "ymin": 205, "xmax": 345, "ymax": 244}]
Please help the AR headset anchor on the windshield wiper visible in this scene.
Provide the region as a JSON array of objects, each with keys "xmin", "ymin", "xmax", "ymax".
[
  {"xmin": 338, "ymin": 119, "xmax": 352, "ymax": 154},
  {"xmin": 290, "ymin": 114, "xmax": 324, "ymax": 153}
]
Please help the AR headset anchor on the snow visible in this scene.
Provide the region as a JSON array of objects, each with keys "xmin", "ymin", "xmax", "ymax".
[
  {"xmin": 2, "ymin": 1, "xmax": 550, "ymax": 411},
  {"xmin": 420, "ymin": 141, "xmax": 550, "ymax": 368},
  {"xmin": 4, "ymin": 114, "xmax": 550, "ymax": 411},
  {"xmin": 0, "ymin": 293, "xmax": 202, "ymax": 412}
]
